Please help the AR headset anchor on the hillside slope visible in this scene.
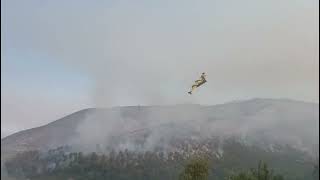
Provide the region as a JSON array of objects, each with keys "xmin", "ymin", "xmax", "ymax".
[{"xmin": 2, "ymin": 99, "xmax": 319, "ymax": 162}]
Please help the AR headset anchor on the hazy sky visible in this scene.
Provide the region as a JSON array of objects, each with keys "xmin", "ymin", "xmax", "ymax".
[{"xmin": 1, "ymin": 0, "xmax": 319, "ymax": 137}]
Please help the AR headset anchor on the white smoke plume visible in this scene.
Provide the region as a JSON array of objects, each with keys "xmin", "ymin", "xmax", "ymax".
[{"xmin": 68, "ymin": 100, "xmax": 318, "ymax": 157}]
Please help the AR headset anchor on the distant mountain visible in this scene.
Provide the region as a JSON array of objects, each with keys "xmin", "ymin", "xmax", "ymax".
[{"xmin": 2, "ymin": 98, "xmax": 319, "ymax": 163}]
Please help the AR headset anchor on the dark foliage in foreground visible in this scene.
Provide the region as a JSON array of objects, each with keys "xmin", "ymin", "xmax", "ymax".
[{"xmin": 4, "ymin": 142, "xmax": 317, "ymax": 180}]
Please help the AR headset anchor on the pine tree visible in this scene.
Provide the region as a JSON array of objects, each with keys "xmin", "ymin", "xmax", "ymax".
[{"xmin": 179, "ymin": 156, "xmax": 210, "ymax": 180}]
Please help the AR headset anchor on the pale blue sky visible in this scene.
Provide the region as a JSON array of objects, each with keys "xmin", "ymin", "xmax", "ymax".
[
  {"xmin": 1, "ymin": 0, "xmax": 319, "ymax": 137},
  {"xmin": 2, "ymin": 50, "xmax": 91, "ymax": 99}
]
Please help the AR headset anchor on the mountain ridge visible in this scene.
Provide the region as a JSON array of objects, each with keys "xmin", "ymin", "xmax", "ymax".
[
  {"xmin": 3, "ymin": 97, "xmax": 318, "ymax": 140},
  {"xmin": 2, "ymin": 98, "xmax": 319, "ymax": 163}
]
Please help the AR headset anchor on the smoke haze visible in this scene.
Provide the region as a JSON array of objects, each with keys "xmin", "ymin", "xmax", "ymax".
[
  {"xmin": 66, "ymin": 100, "xmax": 318, "ymax": 157},
  {"xmin": 3, "ymin": 0, "xmax": 319, "ymax": 107},
  {"xmin": 1, "ymin": 0, "xmax": 319, "ymax": 136}
]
